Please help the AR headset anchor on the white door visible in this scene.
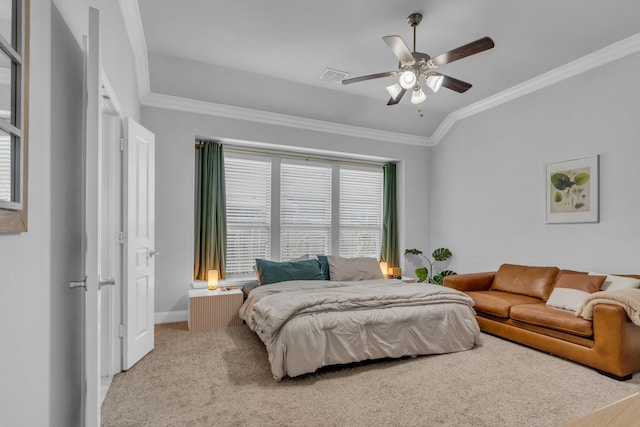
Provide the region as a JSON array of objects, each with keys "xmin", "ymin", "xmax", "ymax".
[
  {"xmin": 123, "ymin": 118, "xmax": 156, "ymax": 369},
  {"xmin": 83, "ymin": 7, "xmax": 103, "ymax": 427}
]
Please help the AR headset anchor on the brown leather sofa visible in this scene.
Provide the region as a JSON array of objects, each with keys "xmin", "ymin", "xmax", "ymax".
[{"xmin": 444, "ymin": 264, "xmax": 640, "ymax": 380}]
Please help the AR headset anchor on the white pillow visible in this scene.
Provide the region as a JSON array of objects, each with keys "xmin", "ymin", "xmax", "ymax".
[
  {"xmin": 546, "ymin": 288, "xmax": 591, "ymax": 312},
  {"xmin": 546, "ymin": 274, "xmax": 606, "ymax": 312},
  {"xmin": 588, "ymin": 272, "xmax": 640, "ymax": 291},
  {"xmin": 327, "ymin": 256, "xmax": 383, "ymax": 281}
]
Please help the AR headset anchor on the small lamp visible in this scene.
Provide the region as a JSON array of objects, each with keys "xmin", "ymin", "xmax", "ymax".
[
  {"xmin": 207, "ymin": 269, "xmax": 218, "ymax": 291},
  {"xmin": 379, "ymin": 261, "xmax": 388, "ymax": 278}
]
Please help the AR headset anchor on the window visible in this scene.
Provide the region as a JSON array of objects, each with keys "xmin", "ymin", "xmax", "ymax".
[
  {"xmin": 225, "ymin": 155, "xmax": 271, "ymax": 276},
  {"xmin": 280, "ymin": 160, "xmax": 332, "ymax": 260},
  {"xmin": 224, "ymin": 151, "xmax": 383, "ymax": 277},
  {"xmin": 339, "ymin": 167, "xmax": 383, "ymax": 258},
  {"xmin": 0, "ymin": 0, "xmax": 29, "ymax": 232}
]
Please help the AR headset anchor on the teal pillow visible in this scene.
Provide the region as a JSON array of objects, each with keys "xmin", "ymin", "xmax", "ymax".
[
  {"xmin": 255, "ymin": 258, "xmax": 325, "ymax": 285},
  {"xmin": 241, "ymin": 280, "xmax": 260, "ymax": 300},
  {"xmin": 316, "ymin": 255, "xmax": 331, "ymax": 280}
]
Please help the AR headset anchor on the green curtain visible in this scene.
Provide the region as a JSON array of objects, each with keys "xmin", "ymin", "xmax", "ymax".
[
  {"xmin": 194, "ymin": 142, "xmax": 227, "ymax": 280},
  {"xmin": 380, "ymin": 162, "xmax": 399, "ymax": 268}
]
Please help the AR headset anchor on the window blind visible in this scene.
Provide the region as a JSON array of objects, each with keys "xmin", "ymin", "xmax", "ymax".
[
  {"xmin": 225, "ymin": 156, "xmax": 271, "ymax": 275},
  {"xmin": 0, "ymin": 134, "xmax": 11, "ymax": 201},
  {"xmin": 280, "ymin": 161, "xmax": 332, "ymax": 260},
  {"xmin": 222, "ymin": 151, "xmax": 384, "ymax": 278},
  {"xmin": 339, "ymin": 167, "xmax": 383, "ymax": 258}
]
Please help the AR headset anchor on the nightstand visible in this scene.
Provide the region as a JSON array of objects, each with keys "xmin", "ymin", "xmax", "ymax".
[{"xmin": 188, "ymin": 288, "xmax": 243, "ymax": 331}]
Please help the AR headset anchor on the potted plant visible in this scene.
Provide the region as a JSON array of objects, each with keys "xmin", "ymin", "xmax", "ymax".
[{"xmin": 404, "ymin": 248, "xmax": 457, "ymax": 284}]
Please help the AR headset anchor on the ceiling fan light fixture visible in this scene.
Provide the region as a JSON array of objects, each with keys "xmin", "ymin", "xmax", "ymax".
[
  {"xmin": 425, "ymin": 74, "xmax": 444, "ymax": 93},
  {"xmin": 386, "ymin": 83, "xmax": 403, "ymax": 99},
  {"xmin": 399, "ymin": 71, "xmax": 417, "ymax": 89},
  {"xmin": 410, "ymin": 86, "xmax": 426, "ymax": 104}
]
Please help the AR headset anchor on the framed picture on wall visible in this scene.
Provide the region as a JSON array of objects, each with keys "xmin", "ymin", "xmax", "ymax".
[{"xmin": 545, "ymin": 155, "xmax": 599, "ymax": 223}]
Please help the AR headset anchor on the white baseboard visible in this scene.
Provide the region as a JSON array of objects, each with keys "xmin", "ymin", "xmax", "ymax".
[{"xmin": 155, "ymin": 310, "xmax": 188, "ymax": 324}]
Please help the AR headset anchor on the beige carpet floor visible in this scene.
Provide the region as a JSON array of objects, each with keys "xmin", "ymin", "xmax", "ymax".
[{"xmin": 102, "ymin": 322, "xmax": 639, "ymax": 427}]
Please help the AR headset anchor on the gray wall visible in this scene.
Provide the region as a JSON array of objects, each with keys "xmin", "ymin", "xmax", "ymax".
[
  {"xmin": 429, "ymin": 51, "xmax": 640, "ymax": 274},
  {"xmin": 0, "ymin": 1, "xmax": 141, "ymax": 425},
  {"xmin": 92, "ymin": 0, "xmax": 141, "ymax": 122},
  {"xmin": 0, "ymin": 1, "xmax": 52, "ymax": 424},
  {"xmin": 141, "ymin": 105, "xmax": 430, "ymax": 316}
]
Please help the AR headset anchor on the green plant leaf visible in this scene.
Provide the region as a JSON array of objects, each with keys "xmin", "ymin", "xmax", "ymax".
[
  {"xmin": 404, "ymin": 248, "xmax": 423, "ymax": 255},
  {"xmin": 554, "ymin": 192, "xmax": 563, "ymax": 203},
  {"xmin": 433, "ymin": 270, "xmax": 457, "ymax": 285},
  {"xmin": 415, "ymin": 267, "xmax": 428, "ymax": 282},
  {"xmin": 550, "ymin": 173, "xmax": 572, "ymax": 190},
  {"xmin": 574, "ymin": 173, "xmax": 590, "ymax": 186},
  {"xmin": 432, "ymin": 247, "xmax": 452, "ymax": 261}
]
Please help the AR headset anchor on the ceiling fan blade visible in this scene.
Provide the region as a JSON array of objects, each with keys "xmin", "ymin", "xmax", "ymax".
[
  {"xmin": 387, "ymin": 88, "xmax": 407, "ymax": 105},
  {"xmin": 382, "ymin": 35, "xmax": 414, "ymax": 63},
  {"xmin": 438, "ymin": 74, "xmax": 473, "ymax": 93},
  {"xmin": 341, "ymin": 71, "xmax": 397, "ymax": 85},
  {"xmin": 430, "ymin": 37, "xmax": 494, "ymax": 67}
]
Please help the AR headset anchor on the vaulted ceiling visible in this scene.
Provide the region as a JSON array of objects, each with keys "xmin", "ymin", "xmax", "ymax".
[{"xmin": 135, "ymin": 0, "xmax": 640, "ymax": 144}]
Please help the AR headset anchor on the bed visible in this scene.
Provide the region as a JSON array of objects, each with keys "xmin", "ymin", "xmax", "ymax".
[{"xmin": 239, "ymin": 257, "xmax": 480, "ymax": 381}]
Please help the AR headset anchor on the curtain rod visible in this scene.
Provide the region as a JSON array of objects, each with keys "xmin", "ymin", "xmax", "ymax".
[{"xmin": 195, "ymin": 141, "xmax": 390, "ymax": 168}]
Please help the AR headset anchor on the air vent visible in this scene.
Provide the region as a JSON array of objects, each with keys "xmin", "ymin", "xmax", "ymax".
[{"xmin": 319, "ymin": 68, "xmax": 349, "ymax": 83}]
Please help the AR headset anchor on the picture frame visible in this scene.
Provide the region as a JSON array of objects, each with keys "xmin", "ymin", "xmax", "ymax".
[{"xmin": 545, "ymin": 155, "xmax": 599, "ymax": 223}]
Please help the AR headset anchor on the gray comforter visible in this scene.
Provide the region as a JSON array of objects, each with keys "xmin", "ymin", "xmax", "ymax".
[{"xmin": 239, "ymin": 279, "xmax": 480, "ymax": 380}]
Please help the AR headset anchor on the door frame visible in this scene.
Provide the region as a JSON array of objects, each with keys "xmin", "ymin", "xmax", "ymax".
[
  {"xmin": 83, "ymin": 7, "xmax": 102, "ymax": 426},
  {"xmin": 100, "ymin": 73, "xmax": 124, "ymax": 379}
]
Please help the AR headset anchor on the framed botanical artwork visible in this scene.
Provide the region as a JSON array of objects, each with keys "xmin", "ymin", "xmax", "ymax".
[{"xmin": 545, "ymin": 155, "xmax": 599, "ymax": 223}]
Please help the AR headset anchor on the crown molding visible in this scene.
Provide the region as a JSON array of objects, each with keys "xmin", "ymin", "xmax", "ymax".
[
  {"xmin": 118, "ymin": 0, "xmax": 150, "ymax": 100},
  {"xmin": 142, "ymin": 92, "xmax": 432, "ymax": 146},
  {"xmin": 120, "ymin": 2, "xmax": 639, "ymax": 146},
  {"xmin": 431, "ymin": 32, "xmax": 640, "ymax": 144}
]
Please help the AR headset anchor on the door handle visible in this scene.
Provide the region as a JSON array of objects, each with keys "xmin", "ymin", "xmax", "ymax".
[
  {"xmin": 69, "ymin": 276, "xmax": 87, "ymax": 291},
  {"xmin": 98, "ymin": 277, "xmax": 116, "ymax": 290},
  {"xmin": 149, "ymin": 250, "xmax": 159, "ymax": 257}
]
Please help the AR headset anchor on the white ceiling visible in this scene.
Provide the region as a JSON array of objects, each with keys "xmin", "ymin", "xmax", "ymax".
[{"xmin": 136, "ymin": 0, "xmax": 640, "ymax": 139}]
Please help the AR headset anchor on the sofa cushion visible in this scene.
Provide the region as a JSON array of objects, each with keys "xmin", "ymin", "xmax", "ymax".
[
  {"xmin": 510, "ymin": 303, "xmax": 593, "ymax": 337},
  {"xmin": 467, "ymin": 290, "xmax": 543, "ymax": 318},
  {"xmin": 588, "ymin": 272, "xmax": 640, "ymax": 291},
  {"xmin": 546, "ymin": 274, "xmax": 607, "ymax": 312},
  {"xmin": 490, "ymin": 264, "xmax": 559, "ymax": 301}
]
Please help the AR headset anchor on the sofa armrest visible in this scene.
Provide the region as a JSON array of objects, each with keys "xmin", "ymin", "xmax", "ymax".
[
  {"xmin": 444, "ymin": 272, "xmax": 495, "ymax": 292},
  {"xmin": 592, "ymin": 304, "xmax": 640, "ymax": 377}
]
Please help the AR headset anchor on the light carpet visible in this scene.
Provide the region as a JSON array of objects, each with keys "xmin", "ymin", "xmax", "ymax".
[{"xmin": 101, "ymin": 322, "xmax": 640, "ymax": 426}]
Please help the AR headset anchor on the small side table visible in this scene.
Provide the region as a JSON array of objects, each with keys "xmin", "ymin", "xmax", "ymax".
[{"xmin": 188, "ymin": 288, "xmax": 243, "ymax": 331}]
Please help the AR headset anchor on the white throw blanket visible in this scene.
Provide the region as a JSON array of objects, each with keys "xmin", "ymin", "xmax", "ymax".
[{"xmin": 577, "ymin": 288, "xmax": 640, "ymax": 326}]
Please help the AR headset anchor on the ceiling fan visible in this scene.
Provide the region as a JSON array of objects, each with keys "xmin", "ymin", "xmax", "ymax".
[{"xmin": 341, "ymin": 12, "xmax": 495, "ymax": 106}]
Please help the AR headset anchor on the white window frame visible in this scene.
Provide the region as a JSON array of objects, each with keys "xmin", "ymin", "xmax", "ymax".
[
  {"xmin": 0, "ymin": 0, "xmax": 29, "ymax": 233},
  {"xmin": 224, "ymin": 150, "xmax": 384, "ymax": 277}
]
